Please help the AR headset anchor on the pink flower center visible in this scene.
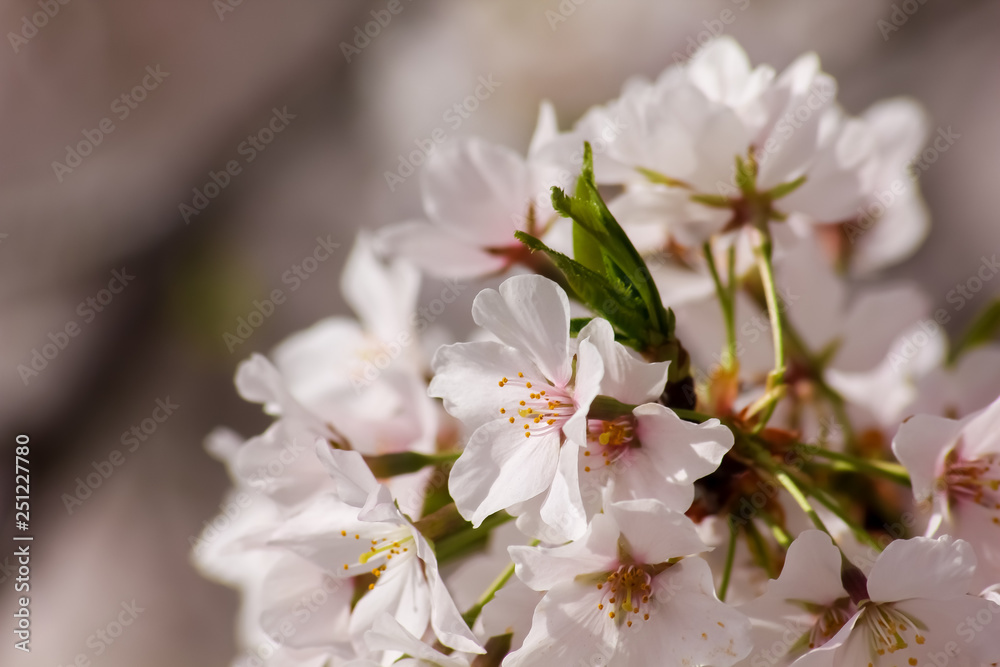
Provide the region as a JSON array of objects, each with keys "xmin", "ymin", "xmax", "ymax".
[
  {"xmin": 595, "ymin": 564, "xmax": 653, "ymax": 628},
  {"xmin": 583, "ymin": 416, "xmax": 637, "ymax": 474},
  {"xmin": 807, "ymin": 597, "xmax": 856, "ymax": 650},
  {"xmin": 943, "ymin": 451, "xmax": 1000, "ymax": 524},
  {"xmin": 497, "ymin": 371, "xmax": 575, "ymax": 439}
]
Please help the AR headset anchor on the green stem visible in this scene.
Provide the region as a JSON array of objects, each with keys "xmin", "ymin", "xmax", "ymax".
[
  {"xmin": 793, "ymin": 478, "xmax": 883, "ymax": 552},
  {"xmin": 754, "ymin": 232, "xmax": 785, "ymax": 374},
  {"xmin": 704, "ymin": 241, "xmax": 737, "ymax": 371},
  {"xmin": 462, "ymin": 561, "xmax": 517, "ymax": 628},
  {"xmin": 757, "ymin": 508, "xmax": 793, "ymax": 549},
  {"xmin": 751, "ymin": 231, "xmax": 785, "ymax": 430},
  {"xmin": 807, "ymin": 447, "xmax": 911, "ymax": 487},
  {"xmin": 462, "ymin": 540, "xmax": 539, "ymax": 628},
  {"xmin": 718, "ymin": 519, "xmax": 739, "ymax": 602}
]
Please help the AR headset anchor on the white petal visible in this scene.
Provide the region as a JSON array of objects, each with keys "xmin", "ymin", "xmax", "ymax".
[
  {"xmin": 578, "ymin": 318, "xmax": 669, "ymax": 404},
  {"xmin": 509, "ymin": 512, "xmax": 620, "ymax": 592},
  {"xmin": 448, "ymin": 419, "xmax": 560, "ymax": 527},
  {"xmin": 349, "ymin": 563, "xmax": 430, "ymax": 656},
  {"xmin": 959, "ymin": 392, "xmax": 1000, "ymax": 459},
  {"xmin": 376, "ymin": 220, "xmax": 509, "ymax": 279},
  {"xmin": 868, "ymin": 535, "xmax": 976, "ymax": 603},
  {"xmin": 341, "ymin": 232, "xmax": 420, "ymax": 342},
  {"xmin": 609, "ymin": 406, "xmax": 732, "ymax": 512},
  {"xmin": 429, "ymin": 340, "xmax": 540, "ymax": 431},
  {"xmin": 891, "ymin": 414, "xmax": 962, "ymax": 504},
  {"xmin": 364, "ymin": 614, "xmax": 469, "ymax": 667},
  {"xmin": 615, "ymin": 558, "xmax": 752, "ymax": 667},
  {"xmin": 415, "ymin": 532, "xmax": 485, "ymax": 654},
  {"xmin": 609, "ymin": 499, "xmax": 709, "ymax": 563},
  {"xmin": 502, "ymin": 582, "xmax": 617, "ymax": 667},
  {"xmin": 472, "ymin": 276, "xmax": 572, "ymax": 386},
  {"xmin": 834, "ymin": 284, "xmax": 930, "ymax": 373},
  {"xmin": 422, "ymin": 137, "xmax": 531, "ymax": 248},
  {"xmin": 315, "ymin": 443, "xmax": 381, "ymax": 508},
  {"xmin": 538, "ymin": 440, "xmax": 588, "ymax": 542},
  {"xmin": 562, "ymin": 336, "xmax": 604, "ymax": 447}
]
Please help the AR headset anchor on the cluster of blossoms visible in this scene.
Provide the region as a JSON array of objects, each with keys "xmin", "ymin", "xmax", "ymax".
[{"xmin": 194, "ymin": 38, "xmax": 1000, "ymax": 666}]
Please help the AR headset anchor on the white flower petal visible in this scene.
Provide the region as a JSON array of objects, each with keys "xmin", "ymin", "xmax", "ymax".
[
  {"xmin": 868, "ymin": 535, "xmax": 976, "ymax": 603},
  {"xmin": 609, "ymin": 499, "xmax": 709, "ymax": 564},
  {"xmin": 578, "ymin": 318, "xmax": 669, "ymax": 404},
  {"xmin": 471, "ymin": 276, "xmax": 572, "ymax": 386},
  {"xmin": 448, "ymin": 419, "xmax": 561, "ymax": 527},
  {"xmin": 509, "ymin": 512, "xmax": 620, "ymax": 592}
]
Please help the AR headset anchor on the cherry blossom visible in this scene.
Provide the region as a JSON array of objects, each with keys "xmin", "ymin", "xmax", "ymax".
[
  {"xmin": 789, "ymin": 536, "xmax": 1000, "ymax": 667},
  {"xmin": 506, "ymin": 500, "xmax": 752, "ymax": 666},
  {"xmin": 430, "ymin": 274, "xmax": 603, "ymax": 540},
  {"xmin": 893, "ymin": 394, "xmax": 1000, "ymax": 589}
]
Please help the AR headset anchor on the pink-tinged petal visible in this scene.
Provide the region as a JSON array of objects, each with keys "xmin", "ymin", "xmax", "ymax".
[
  {"xmin": 415, "ymin": 533, "xmax": 485, "ymax": 654},
  {"xmin": 429, "ymin": 340, "xmax": 542, "ymax": 430},
  {"xmin": 610, "ymin": 406, "xmax": 732, "ymax": 511},
  {"xmin": 422, "ymin": 137, "xmax": 531, "ymax": 248},
  {"xmin": 448, "ymin": 419, "xmax": 560, "ymax": 527},
  {"xmin": 739, "ymin": 531, "xmax": 848, "ymax": 665},
  {"xmin": 609, "ymin": 500, "xmax": 709, "ymax": 564},
  {"xmin": 615, "ymin": 558, "xmax": 752, "ymax": 667},
  {"xmin": 359, "ymin": 484, "xmax": 405, "ymax": 524},
  {"xmin": 364, "ymin": 614, "xmax": 470, "ymax": 667},
  {"xmin": 618, "ymin": 185, "xmax": 732, "ymax": 248},
  {"xmin": 471, "ymin": 276, "xmax": 572, "ymax": 386},
  {"xmin": 235, "ymin": 353, "xmax": 328, "ymax": 433},
  {"xmin": 868, "ymin": 536, "xmax": 976, "ymax": 603},
  {"xmin": 766, "ymin": 530, "xmax": 847, "ymax": 606},
  {"xmin": 686, "ymin": 36, "xmax": 753, "ymax": 105},
  {"xmin": 851, "ymin": 185, "xmax": 930, "ymax": 277},
  {"xmin": 349, "ymin": 563, "xmax": 430, "ymax": 656},
  {"xmin": 376, "ymin": 220, "xmax": 509, "ymax": 280},
  {"xmin": 778, "ymin": 112, "xmax": 873, "ymax": 222},
  {"xmin": 538, "ymin": 440, "xmax": 588, "ymax": 542},
  {"xmin": 578, "ymin": 318, "xmax": 669, "ymax": 404},
  {"xmin": 778, "ymin": 237, "xmax": 845, "ymax": 353},
  {"xmin": 786, "ymin": 614, "xmax": 857, "ymax": 667},
  {"xmin": 894, "ymin": 597, "xmax": 1000, "ymax": 665},
  {"xmin": 959, "ymin": 392, "xmax": 1000, "ymax": 459},
  {"xmin": 632, "ymin": 403, "xmax": 734, "ymax": 498},
  {"xmin": 266, "ymin": 494, "xmax": 388, "ymax": 576},
  {"xmin": 502, "ymin": 582, "xmax": 618, "ymax": 667},
  {"xmin": 891, "ymin": 414, "xmax": 963, "ymax": 504},
  {"xmin": 315, "ymin": 443, "xmax": 381, "ymax": 508},
  {"xmin": 834, "ymin": 283, "xmax": 930, "ymax": 372},
  {"xmin": 951, "ymin": 503, "xmax": 1000, "ymax": 592},
  {"xmin": 509, "ymin": 513, "xmax": 620, "ymax": 592},
  {"xmin": 562, "ymin": 337, "xmax": 604, "ymax": 447},
  {"xmin": 259, "ymin": 555, "xmax": 352, "ymax": 651},
  {"xmin": 913, "ymin": 345, "xmax": 1000, "ymax": 419},
  {"xmin": 340, "ymin": 232, "xmax": 420, "ymax": 342},
  {"xmin": 527, "ymin": 100, "xmax": 559, "ymax": 160}
]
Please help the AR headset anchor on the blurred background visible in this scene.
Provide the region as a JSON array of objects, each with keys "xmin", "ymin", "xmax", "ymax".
[{"xmin": 1, "ymin": 0, "xmax": 997, "ymax": 664}]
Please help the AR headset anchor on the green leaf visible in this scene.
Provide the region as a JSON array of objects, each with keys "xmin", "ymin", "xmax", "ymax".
[
  {"xmin": 949, "ymin": 299, "xmax": 1000, "ymax": 363},
  {"xmin": 551, "ymin": 143, "xmax": 672, "ymax": 337},
  {"xmin": 515, "ymin": 230, "xmax": 649, "ymax": 339}
]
